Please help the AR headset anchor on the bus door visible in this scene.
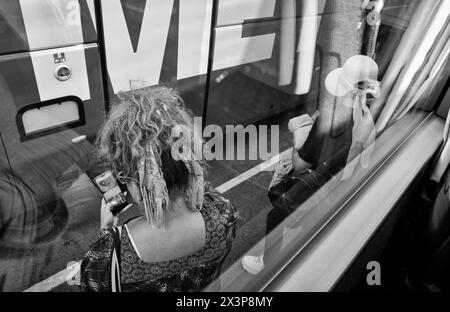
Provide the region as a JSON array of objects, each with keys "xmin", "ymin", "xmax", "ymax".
[{"xmin": 0, "ymin": 0, "xmax": 105, "ymax": 291}]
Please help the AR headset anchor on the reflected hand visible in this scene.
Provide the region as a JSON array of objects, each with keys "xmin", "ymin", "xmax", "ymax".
[
  {"xmin": 288, "ymin": 112, "xmax": 319, "ymax": 150},
  {"xmin": 100, "ymin": 193, "xmax": 132, "ymax": 229}
]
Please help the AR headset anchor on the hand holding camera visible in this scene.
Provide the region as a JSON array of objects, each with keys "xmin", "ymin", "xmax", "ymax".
[
  {"xmin": 100, "ymin": 196, "xmax": 132, "ymax": 229},
  {"xmin": 94, "ymin": 170, "xmax": 132, "ymax": 228}
]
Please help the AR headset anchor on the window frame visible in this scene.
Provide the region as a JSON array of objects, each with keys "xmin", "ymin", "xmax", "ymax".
[{"xmin": 16, "ymin": 96, "xmax": 86, "ymax": 142}]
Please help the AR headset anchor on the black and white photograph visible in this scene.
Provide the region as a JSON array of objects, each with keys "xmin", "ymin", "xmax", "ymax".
[{"xmin": 0, "ymin": 0, "xmax": 449, "ymax": 299}]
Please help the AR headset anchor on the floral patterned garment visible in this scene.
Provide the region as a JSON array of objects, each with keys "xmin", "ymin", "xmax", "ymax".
[{"xmin": 80, "ymin": 185, "xmax": 237, "ymax": 292}]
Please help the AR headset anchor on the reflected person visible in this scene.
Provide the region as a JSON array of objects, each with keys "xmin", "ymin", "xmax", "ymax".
[{"xmin": 242, "ymin": 112, "xmax": 322, "ymax": 274}]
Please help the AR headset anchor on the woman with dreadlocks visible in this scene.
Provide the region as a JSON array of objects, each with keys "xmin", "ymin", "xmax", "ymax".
[{"xmin": 80, "ymin": 86, "xmax": 237, "ymax": 292}]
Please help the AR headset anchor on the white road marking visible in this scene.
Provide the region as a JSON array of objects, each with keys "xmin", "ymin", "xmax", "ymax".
[
  {"xmin": 24, "ymin": 149, "xmax": 291, "ymax": 292},
  {"xmin": 24, "ymin": 261, "xmax": 81, "ymax": 292},
  {"xmin": 216, "ymin": 149, "xmax": 290, "ymax": 193}
]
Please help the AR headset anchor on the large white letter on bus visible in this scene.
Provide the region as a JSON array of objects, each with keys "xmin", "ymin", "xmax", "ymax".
[
  {"xmin": 101, "ymin": 0, "xmax": 173, "ymax": 93},
  {"xmin": 178, "ymin": 0, "xmax": 212, "ymax": 79},
  {"xmin": 213, "ymin": 0, "xmax": 276, "ymax": 71}
]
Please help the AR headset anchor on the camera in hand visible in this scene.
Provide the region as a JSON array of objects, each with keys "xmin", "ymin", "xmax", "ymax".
[{"xmin": 94, "ymin": 170, "xmax": 129, "ymax": 215}]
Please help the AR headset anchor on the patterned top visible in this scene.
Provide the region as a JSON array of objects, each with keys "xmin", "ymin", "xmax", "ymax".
[{"xmin": 80, "ymin": 185, "xmax": 237, "ymax": 292}]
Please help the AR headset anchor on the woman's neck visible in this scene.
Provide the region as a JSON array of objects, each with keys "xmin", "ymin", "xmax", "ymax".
[
  {"xmin": 133, "ymin": 195, "xmax": 195, "ymax": 228},
  {"xmin": 167, "ymin": 196, "xmax": 190, "ymax": 217}
]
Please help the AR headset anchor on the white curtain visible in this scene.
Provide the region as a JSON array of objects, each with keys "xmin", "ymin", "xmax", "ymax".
[
  {"xmin": 370, "ymin": 0, "xmax": 441, "ymax": 122},
  {"xmin": 373, "ymin": 0, "xmax": 450, "ymax": 133}
]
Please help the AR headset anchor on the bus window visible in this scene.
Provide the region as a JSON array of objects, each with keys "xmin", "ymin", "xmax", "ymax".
[
  {"xmin": 205, "ymin": 0, "xmax": 450, "ymax": 291},
  {"xmin": 18, "ymin": 97, "xmax": 85, "ymax": 141}
]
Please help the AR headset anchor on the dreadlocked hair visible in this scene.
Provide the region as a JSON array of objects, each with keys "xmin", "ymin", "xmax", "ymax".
[{"xmin": 96, "ymin": 86, "xmax": 206, "ymax": 227}]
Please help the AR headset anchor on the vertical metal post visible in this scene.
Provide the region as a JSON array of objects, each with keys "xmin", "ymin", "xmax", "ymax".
[
  {"xmin": 201, "ymin": 0, "xmax": 219, "ymax": 129},
  {"xmin": 94, "ymin": 0, "xmax": 111, "ymax": 113}
]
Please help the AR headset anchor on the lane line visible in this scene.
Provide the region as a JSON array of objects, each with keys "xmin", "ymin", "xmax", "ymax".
[
  {"xmin": 24, "ymin": 149, "xmax": 290, "ymax": 292},
  {"xmin": 216, "ymin": 149, "xmax": 290, "ymax": 193},
  {"xmin": 24, "ymin": 261, "xmax": 81, "ymax": 292}
]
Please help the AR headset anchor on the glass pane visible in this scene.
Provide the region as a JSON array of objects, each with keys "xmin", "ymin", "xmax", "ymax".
[
  {"xmin": 206, "ymin": 0, "xmax": 450, "ymax": 291},
  {"xmin": 0, "ymin": 0, "xmax": 105, "ymax": 291}
]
